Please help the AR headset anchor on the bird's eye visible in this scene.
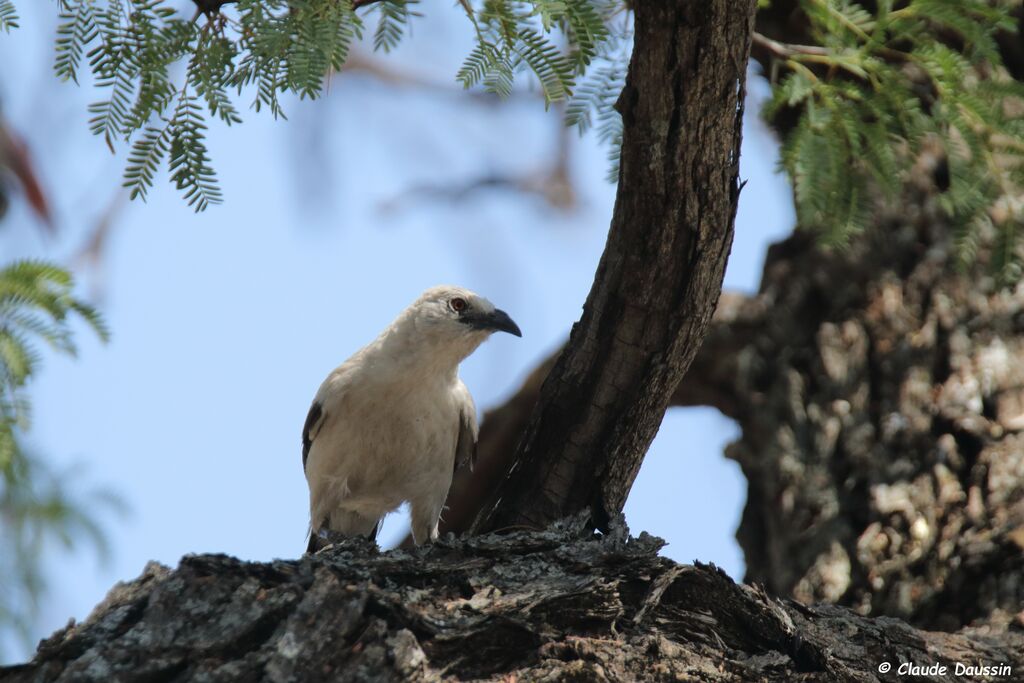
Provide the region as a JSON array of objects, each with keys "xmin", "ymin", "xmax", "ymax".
[{"xmin": 450, "ymin": 297, "xmax": 467, "ymax": 313}]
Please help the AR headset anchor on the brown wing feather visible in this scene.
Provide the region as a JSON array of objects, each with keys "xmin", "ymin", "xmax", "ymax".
[
  {"xmin": 302, "ymin": 401, "xmax": 323, "ymax": 471},
  {"xmin": 454, "ymin": 405, "xmax": 478, "ymax": 474}
]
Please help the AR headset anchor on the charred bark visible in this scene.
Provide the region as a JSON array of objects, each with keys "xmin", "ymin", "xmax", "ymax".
[
  {"xmin": 4, "ymin": 517, "xmax": 1022, "ymax": 683},
  {"xmin": 475, "ymin": 0, "xmax": 757, "ymax": 534}
]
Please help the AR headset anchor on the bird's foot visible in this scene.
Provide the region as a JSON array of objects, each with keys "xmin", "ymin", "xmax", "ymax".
[{"xmin": 308, "ymin": 529, "xmax": 378, "ymax": 555}]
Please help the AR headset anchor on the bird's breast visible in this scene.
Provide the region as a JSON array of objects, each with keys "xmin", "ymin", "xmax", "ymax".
[{"xmin": 307, "ymin": 378, "xmax": 460, "ymax": 503}]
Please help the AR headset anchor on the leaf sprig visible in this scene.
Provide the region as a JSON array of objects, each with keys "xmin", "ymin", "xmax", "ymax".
[
  {"xmin": 5, "ymin": 1, "xmax": 1024, "ymax": 279},
  {"xmin": 759, "ymin": 0, "xmax": 1024, "ymax": 280},
  {"xmin": 42, "ymin": 0, "xmax": 619, "ymax": 212}
]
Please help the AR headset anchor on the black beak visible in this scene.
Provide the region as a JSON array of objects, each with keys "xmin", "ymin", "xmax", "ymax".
[{"xmin": 477, "ymin": 308, "xmax": 522, "ymax": 337}]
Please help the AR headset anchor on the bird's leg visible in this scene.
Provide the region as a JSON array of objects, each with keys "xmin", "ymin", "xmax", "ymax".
[
  {"xmin": 410, "ymin": 495, "xmax": 445, "ymax": 545},
  {"xmin": 321, "ymin": 529, "xmax": 354, "ymax": 545},
  {"xmin": 307, "ymin": 527, "xmax": 345, "ymax": 553},
  {"xmin": 307, "ymin": 508, "xmax": 382, "ymax": 553}
]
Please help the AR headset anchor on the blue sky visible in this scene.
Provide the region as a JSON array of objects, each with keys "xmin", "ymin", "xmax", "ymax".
[{"xmin": 0, "ymin": 4, "xmax": 794, "ymax": 662}]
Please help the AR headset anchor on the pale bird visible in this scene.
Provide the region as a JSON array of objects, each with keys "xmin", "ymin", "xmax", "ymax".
[{"xmin": 302, "ymin": 285, "xmax": 521, "ymax": 551}]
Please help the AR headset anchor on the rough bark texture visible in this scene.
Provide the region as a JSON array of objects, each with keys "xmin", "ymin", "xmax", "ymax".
[
  {"xmin": 476, "ymin": 0, "xmax": 757, "ymax": 534},
  {"xmin": 4, "ymin": 516, "xmax": 1023, "ymax": 683},
  {"xmin": 706, "ymin": 206, "xmax": 1024, "ymax": 632}
]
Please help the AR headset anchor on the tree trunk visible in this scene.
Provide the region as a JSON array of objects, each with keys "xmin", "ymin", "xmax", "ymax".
[
  {"xmin": 476, "ymin": 0, "xmax": 757, "ymax": 534},
  {"xmin": 701, "ymin": 210, "xmax": 1024, "ymax": 631},
  {"xmin": 4, "ymin": 518, "xmax": 1022, "ymax": 682}
]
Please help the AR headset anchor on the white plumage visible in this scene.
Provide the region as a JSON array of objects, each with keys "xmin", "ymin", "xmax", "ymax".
[{"xmin": 302, "ymin": 285, "xmax": 521, "ymax": 550}]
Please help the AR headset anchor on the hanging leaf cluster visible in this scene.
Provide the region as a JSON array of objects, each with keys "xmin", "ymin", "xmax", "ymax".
[
  {"xmin": 0, "ymin": 0, "xmax": 17, "ymax": 33},
  {"xmin": 3, "ymin": 0, "xmax": 1023, "ymax": 277},
  {"xmin": 759, "ymin": 0, "xmax": 1024, "ymax": 280},
  {"xmin": 40, "ymin": 0, "xmax": 620, "ymax": 211}
]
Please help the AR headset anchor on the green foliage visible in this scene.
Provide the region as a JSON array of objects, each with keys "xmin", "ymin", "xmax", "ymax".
[
  {"xmin": 21, "ymin": 0, "xmax": 619, "ymax": 212},
  {"xmin": 457, "ymin": 0, "xmax": 615, "ymax": 104},
  {"xmin": 374, "ymin": 0, "xmax": 417, "ymax": 53},
  {"xmin": 564, "ymin": 1, "xmax": 629, "ymax": 180},
  {"xmin": 54, "ymin": 0, "xmax": 97, "ymax": 84},
  {"xmin": 167, "ymin": 90, "xmax": 222, "ymax": 211},
  {"xmin": 1, "ymin": 451, "xmax": 119, "ymax": 658},
  {"xmin": 0, "ymin": 261, "xmax": 114, "ymax": 657},
  {"xmin": 762, "ymin": 0, "xmax": 1024, "ymax": 278},
  {"xmin": 7, "ymin": 0, "xmax": 1024, "ymax": 277}
]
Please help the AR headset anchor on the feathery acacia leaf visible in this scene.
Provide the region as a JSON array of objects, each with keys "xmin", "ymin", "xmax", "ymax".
[
  {"xmin": 0, "ymin": 259, "xmax": 108, "ymax": 458},
  {"xmin": 168, "ymin": 89, "xmax": 221, "ymax": 211},
  {"xmin": 54, "ymin": 1, "xmax": 98, "ymax": 82},
  {"xmin": 514, "ymin": 26, "xmax": 575, "ymax": 104},
  {"xmin": 35, "ymin": 0, "xmax": 619, "ymax": 210},
  {"xmin": 762, "ymin": 0, "xmax": 1024, "ymax": 280},
  {"xmin": 0, "ymin": 1, "xmax": 18, "ymax": 33},
  {"xmin": 123, "ymin": 124, "xmax": 170, "ymax": 201},
  {"xmin": 374, "ymin": 0, "xmax": 416, "ymax": 53}
]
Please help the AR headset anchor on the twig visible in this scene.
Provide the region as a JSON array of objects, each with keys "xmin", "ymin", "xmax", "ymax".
[{"xmin": 752, "ymin": 32, "xmax": 830, "ymax": 59}]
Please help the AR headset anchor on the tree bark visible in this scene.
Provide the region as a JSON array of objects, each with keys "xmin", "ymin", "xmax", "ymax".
[
  {"xmin": 705, "ymin": 211, "xmax": 1024, "ymax": 632},
  {"xmin": 475, "ymin": 0, "xmax": 757, "ymax": 534},
  {"xmin": 5, "ymin": 518, "xmax": 1022, "ymax": 682},
  {"xmin": 702, "ymin": 3, "xmax": 1024, "ymax": 630}
]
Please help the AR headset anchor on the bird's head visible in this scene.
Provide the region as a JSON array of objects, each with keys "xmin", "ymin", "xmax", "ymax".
[
  {"xmin": 387, "ymin": 284, "xmax": 524, "ymax": 368},
  {"xmin": 413, "ymin": 284, "xmax": 522, "ymax": 338},
  {"xmin": 374, "ymin": 284, "xmax": 524, "ymax": 374}
]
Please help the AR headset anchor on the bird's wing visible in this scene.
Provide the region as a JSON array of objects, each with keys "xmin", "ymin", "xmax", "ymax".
[
  {"xmin": 454, "ymin": 380, "xmax": 479, "ymax": 473},
  {"xmin": 302, "ymin": 400, "xmax": 324, "ymax": 471}
]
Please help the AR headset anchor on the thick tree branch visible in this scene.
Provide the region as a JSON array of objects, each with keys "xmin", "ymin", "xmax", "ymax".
[
  {"xmin": 6, "ymin": 520, "xmax": 1022, "ymax": 682},
  {"xmin": 475, "ymin": 1, "xmax": 758, "ymax": 534}
]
